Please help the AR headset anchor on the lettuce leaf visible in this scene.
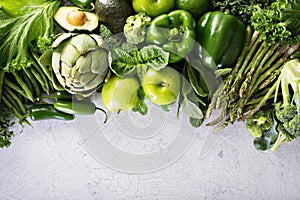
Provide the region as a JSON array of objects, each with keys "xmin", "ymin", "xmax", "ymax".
[{"xmin": 0, "ymin": 0, "xmax": 61, "ymax": 72}]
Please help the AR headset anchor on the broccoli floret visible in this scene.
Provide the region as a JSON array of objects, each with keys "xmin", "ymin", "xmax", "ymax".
[
  {"xmin": 274, "ymin": 103, "xmax": 297, "ymax": 123},
  {"xmin": 283, "ymin": 115, "xmax": 300, "ymax": 136},
  {"xmin": 246, "ymin": 110, "xmax": 273, "ymax": 137},
  {"xmin": 123, "ymin": 13, "xmax": 151, "ymax": 45}
]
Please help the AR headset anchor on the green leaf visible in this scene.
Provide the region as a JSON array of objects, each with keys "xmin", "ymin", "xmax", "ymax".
[
  {"xmin": 139, "ymin": 45, "xmax": 169, "ymax": 70},
  {"xmin": 138, "ymin": 102, "xmax": 148, "ymax": 115},
  {"xmin": 189, "ymin": 117, "xmax": 204, "ymax": 128},
  {"xmin": 132, "ymin": 101, "xmax": 148, "ymax": 115},
  {"xmin": 181, "ymin": 97, "xmax": 204, "ymax": 119},
  {"xmin": 186, "ymin": 64, "xmax": 208, "ymax": 97},
  {"xmin": 110, "ymin": 48, "xmax": 137, "ymax": 77},
  {"xmin": 161, "ymin": 105, "xmax": 170, "ymax": 112},
  {"xmin": 181, "ymin": 78, "xmax": 193, "ymax": 97},
  {"xmin": 137, "ymin": 65, "xmax": 148, "ymax": 81},
  {"xmin": 137, "ymin": 87, "xmax": 146, "ymax": 100}
]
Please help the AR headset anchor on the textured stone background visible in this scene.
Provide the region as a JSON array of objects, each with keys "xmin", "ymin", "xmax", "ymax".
[{"xmin": 1, "ymin": 109, "xmax": 300, "ymax": 200}]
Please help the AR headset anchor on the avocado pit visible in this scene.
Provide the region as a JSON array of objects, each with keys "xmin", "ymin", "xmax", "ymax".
[{"xmin": 66, "ymin": 10, "xmax": 87, "ymax": 26}]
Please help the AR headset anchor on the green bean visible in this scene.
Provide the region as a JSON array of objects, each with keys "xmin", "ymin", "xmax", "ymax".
[
  {"xmin": 32, "ymin": 61, "xmax": 50, "ymax": 93},
  {"xmin": 2, "ymin": 90, "xmax": 23, "ymax": 115},
  {"xmin": 21, "ymin": 70, "xmax": 33, "ymax": 92},
  {"xmin": 1, "ymin": 94, "xmax": 24, "ymax": 120},
  {"xmin": 4, "ymin": 86, "xmax": 27, "ymax": 114},
  {"xmin": 31, "ymin": 50, "xmax": 53, "ymax": 82},
  {"xmin": 30, "ymin": 66, "xmax": 49, "ymax": 94},
  {"xmin": 12, "ymin": 71, "xmax": 34, "ymax": 102},
  {"xmin": 23, "ymin": 68, "xmax": 41, "ymax": 97},
  {"xmin": 1, "ymin": 94, "xmax": 30, "ymax": 125},
  {"xmin": 3, "ymin": 78, "xmax": 31, "ymax": 101},
  {"xmin": 0, "ymin": 71, "xmax": 4, "ymax": 103}
]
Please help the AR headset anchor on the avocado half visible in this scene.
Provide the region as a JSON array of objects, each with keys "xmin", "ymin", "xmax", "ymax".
[{"xmin": 54, "ymin": 6, "xmax": 99, "ymax": 32}]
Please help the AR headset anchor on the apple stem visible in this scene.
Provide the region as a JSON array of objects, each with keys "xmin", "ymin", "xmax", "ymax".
[{"xmin": 161, "ymin": 83, "xmax": 170, "ymax": 87}]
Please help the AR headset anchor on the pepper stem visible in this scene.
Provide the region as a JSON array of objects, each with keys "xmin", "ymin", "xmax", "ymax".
[
  {"xmin": 96, "ymin": 107, "xmax": 108, "ymax": 123},
  {"xmin": 168, "ymin": 28, "xmax": 181, "ymax": 41}
]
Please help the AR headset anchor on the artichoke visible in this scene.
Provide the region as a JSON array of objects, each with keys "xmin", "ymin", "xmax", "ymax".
[{"xmin": 51, "ymin": 33, "xmax": 109, "ymax": 98}]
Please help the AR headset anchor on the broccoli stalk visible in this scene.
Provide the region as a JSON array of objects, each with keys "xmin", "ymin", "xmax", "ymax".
[
  {"xmin": 270, "ymin": 123, "xmax": 296, "ymax": 151},
  {"xmin": 123, "ymin": 13, "xmax": 151, "ymax": 45}
]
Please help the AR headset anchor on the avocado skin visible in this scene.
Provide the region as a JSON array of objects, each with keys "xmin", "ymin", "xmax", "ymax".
[{"xmin": 95, "ymin": 0, "xmax": 133, "ymax": 34}]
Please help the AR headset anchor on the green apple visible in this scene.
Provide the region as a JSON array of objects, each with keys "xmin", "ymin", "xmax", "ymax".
[
  {"xmin": 142, "ymin": 67, "xmax": 181, "ymax": 105},
  {"xmin": 132, "ymin": 0, "xmax": 174, "ymax": 18},
  {"xmin": 101, "ymin": 76, "xmax": 141, "ymax": 112}
]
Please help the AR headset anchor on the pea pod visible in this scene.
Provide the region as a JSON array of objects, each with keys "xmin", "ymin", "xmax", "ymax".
[
  {"xmin": 54, "ymin": 100, "xmax": 107, "ymax": 123},
  {"xmin": 29, "ymin": 104, "xmax": 75, "ymax": 121}
]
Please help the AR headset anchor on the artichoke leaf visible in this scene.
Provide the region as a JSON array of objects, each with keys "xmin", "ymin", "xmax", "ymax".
[
  {"xmin": 52, "ymin": 51, "xmax": 62, "ymax": 74},
  {"xmin": 61, "ymin": 44, "xmax": 81, "ymax": 66},
  {"xmin": 60, "ymin": 61, "xmax": 73, "ymax": 78},
  {"xmin": 69, "ymin": 34, "xmax": 98, "ymax": 54},
  {"xmin": 91, "ymin": 48, "xmax": 109, "ymax": 74},
  {"xmin": 55, "ymin": 72, "xmax": 67, "ymax": 88},
  {"xmin": 76, "ymin": 53, "xmax": 93, "ymax": 74},
  {"xmin": 76, "ymin": 72, "xmax": 97, "ymax": 85},
  {"xmin": 52, "ymin": 33, "xmax": 76, "ymax": 48},
  {"xmin": 52, "ymin": 43, "xmax": 67, "ymax": 74},
  {"xmin": 90, "ymin": 34, "xmax": 104, "ymax": 47},
  {"xmin": 84, "ymin": 75, "xmax": 102, "ymax": 90}
]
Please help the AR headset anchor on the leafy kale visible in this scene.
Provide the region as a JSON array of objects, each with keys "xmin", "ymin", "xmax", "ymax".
[
  {"xmin": 210, "ymin": 0, "xmax": 273, "ymax": 25},
  {"xmin": 251, "ymin": 0, "xmax": 300, "ymax": 46}
]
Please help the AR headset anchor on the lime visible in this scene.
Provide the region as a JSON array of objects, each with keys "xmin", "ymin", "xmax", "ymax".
[{"xmin": 175, "ymin": 0, "xmax": 209, "ymax": 19}]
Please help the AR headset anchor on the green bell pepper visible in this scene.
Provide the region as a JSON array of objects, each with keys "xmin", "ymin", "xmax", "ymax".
[
  {"xmin": 69, "ymin": 0, "xmax": 92, "ymax": 8},
  {"xmin": 196, "ymin": 11, "xmax": 246, "ymax": 69},
  {"xmin": 146, "ymin": 10, "xmax": 196, "ymax": 63}
]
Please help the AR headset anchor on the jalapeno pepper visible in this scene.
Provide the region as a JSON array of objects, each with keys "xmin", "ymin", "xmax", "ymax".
[
  {"xmin": 54, "ymin": 91, "xmax": 73, "ymax": 101},
  {"xmin": 54, "ymin": 100, "xmax": 107, "ymax": 123},
  {"xmin": 29, "ymin": 104, "xmax": 75, "ymax": 121},
  {"xmin": 70, "ymin": 0, "xmax": 92, "ymax": 8}
]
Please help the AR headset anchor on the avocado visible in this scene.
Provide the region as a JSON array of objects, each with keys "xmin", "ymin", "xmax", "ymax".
[
  {"xmin": 95, "ymin": 0, "xmax": 133, "ymax": 34},
  {"xmin": 54, "ymin": 6, "xmax": 99, "ymax": 32}
]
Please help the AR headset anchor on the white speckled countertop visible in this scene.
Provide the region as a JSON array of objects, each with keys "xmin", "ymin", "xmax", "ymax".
[{"xmin": 1, "ymin": 98, "xmax": 300, "ymax": 200}]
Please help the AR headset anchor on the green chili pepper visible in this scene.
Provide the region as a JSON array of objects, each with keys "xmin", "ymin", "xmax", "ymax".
[
  {"xmin": 54, "ymin": 100, "xmax": 107, "ymax": 123},
  {"xmin": 70, "ymin": 0, "xmax": 92, "ymax": 8},
  {"xmin": 146, "ymin": 10, "xmax": 196, "ymax": 63},
  {"xmin": 196, "ymin": 11, "xmax": 246, "ymax": 69},
  {"xmin": 54, "ymin": 91, "xmax": 73, "ymax": 101},
  {"xmin": 29, "ymin": 104, "xmax": 75, "ymax": 121}
]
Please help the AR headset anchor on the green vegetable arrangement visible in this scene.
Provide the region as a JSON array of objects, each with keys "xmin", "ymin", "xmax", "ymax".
[{"xmin": 0, "ymin": 0, "xmax": 299, "ymax": 152}]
